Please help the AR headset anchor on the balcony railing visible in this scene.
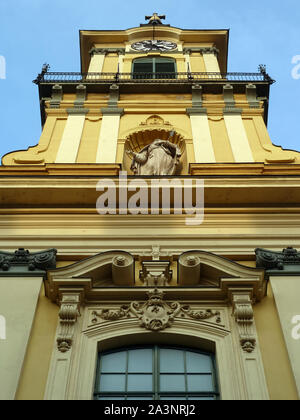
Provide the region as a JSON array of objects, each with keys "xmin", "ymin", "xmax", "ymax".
[{"xmin": 33, "ymin": 71, "xmax": 275, "ymax": 85}]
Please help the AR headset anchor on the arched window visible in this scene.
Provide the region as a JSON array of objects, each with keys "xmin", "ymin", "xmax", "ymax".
[
  {"xmin": 132, "ymin": 57, "xmax": 176, "ymax": 79},
  {"xmin": 94, "ymin": 346, "xmax": 219, "ymax": 400}
]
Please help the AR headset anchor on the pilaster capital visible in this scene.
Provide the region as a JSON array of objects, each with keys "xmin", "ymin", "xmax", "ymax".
[
  {"xmin": 0, "ymin": 248, "xmax": 57, "ymax": 275},
  {"xmin": 89, "ymin": 47, "xmax": 126, "ymax": 56},
  {"xmin": 183, "ymin": 47, "xmax": 219, "ymax": 56}
]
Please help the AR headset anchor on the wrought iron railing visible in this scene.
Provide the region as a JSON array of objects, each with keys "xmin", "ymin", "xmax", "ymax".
[{"xmin": 33, "ymin": 71, "xmax": 275, "ymax": 84}]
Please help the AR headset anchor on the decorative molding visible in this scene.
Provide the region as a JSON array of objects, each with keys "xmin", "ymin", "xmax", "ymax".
[
  {"xmin": 0, "ymin": 248, "xmax": 57, "ymax": 273},
  {"xmin": 140, "ymin": 261, "xmax": 172, "ymax": 286},
  {"xmin": 57, "ymin": 293, "xmax": 81, "ymax": 353},
  {"xmin": 101, "ymin": 107, "xmax": 124, "ymax": 116},
  {"xmin": 232, "ymin": 292, "xmax": 256, "ymax": 353},
  {"xmin": 183, "ymin": 47, "xmax": 219, "ymax": 56},
  {"xmin": 89, "ymin": 48, "xmax": 125, "ymax": 56},
  {"xmin": 140, "ymin": 115, "xmax": 172, "ymax": 127},
  {"xmin": 256, "ymin": 247, "xmax": 300, "ymax": 271},
  {"xmin": 66, "ymin": 108, "xmax": 89, "ymax": 115},
  {"xmin": 181, "ymin": 307, "xmax": 221, "ymax": 323},
  {"xmin": 90, "ymin": 288, "xmax": 222, "ymax": 331}
]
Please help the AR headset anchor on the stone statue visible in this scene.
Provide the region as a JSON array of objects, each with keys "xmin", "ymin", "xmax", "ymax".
[{"xmin": 127, "ymin": 139, "xmax": 181, "ymax": 176}]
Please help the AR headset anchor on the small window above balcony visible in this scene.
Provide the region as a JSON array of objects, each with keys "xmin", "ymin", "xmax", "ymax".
[{"xmin": 132, "ymin": 57, "xmax": 176, "ymax": 79}]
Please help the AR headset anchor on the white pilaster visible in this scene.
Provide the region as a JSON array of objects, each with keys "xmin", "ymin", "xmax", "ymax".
[
  {"xmin": 189, "ymin": 114, "xmax": 216, "ymax": 163},
  {"xmin": 0, "ymin": 277, "xmax": 43, "ymax": 400},
  {"xmin": 55, "ymin": 115, "xmax": 86, "ymax": 163},
  {"xmin": 224, "ymin": 114, "xmax": 254, "ymax": 162},
  {"xmin": 203, "ymin": 53, "xmax": 220, "ymax": 73},
  {"xmin": 88, "ymin": 53, "xmax": 105, "ymax": 74},
  {"xmin": 96, "ymin": 114, "xmax": 122, "ymax": 163},
  {"xmin": 270, "ymin": 276, "xmax": 300, "ymax": 397}
]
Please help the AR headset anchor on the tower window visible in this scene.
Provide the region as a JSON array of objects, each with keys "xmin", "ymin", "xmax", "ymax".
[
  {"xmin": 132, "ymin": 57, "xmax": 176, "ymax": 79},
  {"xmin": 94, "ymin": 346, "xmax": 219, "ymax": 400}
]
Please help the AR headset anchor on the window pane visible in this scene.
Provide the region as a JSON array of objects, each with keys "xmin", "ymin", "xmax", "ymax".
[
  {"xmin": 127, "ymin": 374, "xmax": 153, "ymax": 392},
  {"xmin": 160, "ymin": 349, "xmax": 185, "ymax": 373},
  {"xmin": 155, "ymin": 62, "xmax": 175, "ymax": 73},
  {"xmin": 160, "ymin": 374, "xmax": 186, "ymax": 392},
  {"xmin": 127, "ymin": 397, "xmax": 153, "ymax": 400},
  {"xmin": 186, "ymin": 352, "xmax": 212, "ymax": 373},
  {"xmin": 97, "ymin": 396, "xmax": 126, "ymax": 400},
  {"xmin": 100, "ymin": 374, "xmax": 126, "ymax": 392},
  {"xmin": 187, "ymin": 374, "xmax": 214, "ymax": 392},
  {"xmin": 101, "ymin": 351, "xmax": 127, "ymax": 373},
  {"xmin": 160, "ymin": 397, "xmax": 187, "ymax": 400},
  {"xmin": 128, "ymin": 349, "xmax": 153, "ymax": 372},
  {"xmin": 188, "ymin": 397, "xmax": 215, "ymax": 400},
  {"xmin": 133, "ymin": 62, "xmax": 153, "ymax": 73}
]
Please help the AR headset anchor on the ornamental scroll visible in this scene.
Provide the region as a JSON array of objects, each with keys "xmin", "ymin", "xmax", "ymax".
[{"xmin": 91, "ymin": 289, "xmax": 222, "ymax": 332}]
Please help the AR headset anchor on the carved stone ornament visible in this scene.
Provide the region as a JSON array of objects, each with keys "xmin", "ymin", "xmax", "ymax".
[
  {"xmin": 91, "ymin": 289, "xmax": 222, "ymax": 332},
  {"xmin": 57, "ymin": 293, "xmax": 81, "ymax": 353},
  {"xmin": 0, "ymin": 248, "xmax": 57, "ymax": 272},
  {"xmin": 140, "ymin": 261, "xmax": 172, "ymax": 286},
  {"xmin": 256, "ymin": 247, "xmax": 300, "ymax": 270},
  {"xmin": 233, "ymin": 293, "xmax": 256, "ymax": 353}
]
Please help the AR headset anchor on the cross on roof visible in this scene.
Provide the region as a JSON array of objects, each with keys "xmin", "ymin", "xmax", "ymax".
[{"xmin": 145, "ymin": 13, "xmax": 166, "ymax": 25}]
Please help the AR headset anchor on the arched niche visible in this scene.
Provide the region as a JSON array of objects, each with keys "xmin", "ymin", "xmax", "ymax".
[{"xmin": 121, "ymin": 115, "xmax": 188, "ymax": 175}]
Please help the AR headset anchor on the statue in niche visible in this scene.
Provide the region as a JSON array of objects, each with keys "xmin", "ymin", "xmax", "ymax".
[{"xmin": 127, "ymin": 136, "xmax": 181, "ymax": 176}]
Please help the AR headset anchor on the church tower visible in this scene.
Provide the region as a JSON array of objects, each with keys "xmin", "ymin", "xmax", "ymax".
[{"xmin": 0, "ymin": 14, "xmax": 299, "ymax": 401}]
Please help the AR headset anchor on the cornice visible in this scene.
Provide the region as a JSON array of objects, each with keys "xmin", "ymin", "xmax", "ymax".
[{"xmin": 0, "ymin": 175, "xmax": 300, "ymax": 211}]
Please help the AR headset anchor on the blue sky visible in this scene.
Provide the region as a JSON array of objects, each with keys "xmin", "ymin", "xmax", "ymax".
[{"xmin": 0, "ymin": 0, "xmax": 300, "ymax": 160}]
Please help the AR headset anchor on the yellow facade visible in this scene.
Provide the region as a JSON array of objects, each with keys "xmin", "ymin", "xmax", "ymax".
[{"xmin": 0, "ymin": 16, "xmax": 300, "ymax": 401}]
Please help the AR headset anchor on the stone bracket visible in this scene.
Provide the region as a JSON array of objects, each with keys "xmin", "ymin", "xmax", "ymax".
[
  {"xmin": 74, "ymin": 84, "xmax": 87, "ymax": 108},
  {"xmin": 101, "ymin": 84, "xmax": 124, "ymax": 116},
  {"xmin": 246, "ymin": 84, "xmax": 260, "ymax": 108},
  {"xmin": 50, "ymin": 85, "xmax": 63, "ymax": 109},
  {"xmin": 57, "ymin": 291, "xmax": 81, "ymax": 353},
  {"xmin": 232, "ymin": 291, "xmax": 256, "ymax": 353}
]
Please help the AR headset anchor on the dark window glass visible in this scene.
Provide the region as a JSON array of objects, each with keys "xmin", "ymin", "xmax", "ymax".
[
  {"xmin": 132, "ymin": 58, "xmax": 176, "ymax": 79},
  {"xmin": 94, "ymin": 346, "xmax": 219, "ymax": 400}
]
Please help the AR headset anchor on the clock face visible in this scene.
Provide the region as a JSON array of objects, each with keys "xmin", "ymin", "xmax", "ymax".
[{"xmin": 131, "ymin": 40, "xmax": 177, "ymax": 52}]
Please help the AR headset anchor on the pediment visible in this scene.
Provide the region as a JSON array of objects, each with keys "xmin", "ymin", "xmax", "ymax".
[
  {"xmin": 178, "ymin": 251, "xmax": 264, "ymax": 285},
  {"xmin": 45, "ymin": 251, "xmax": 135, "ymax": 302},
  {"xmin": 45, "ymin": 250, "xmax": 266, "ymax": 304}
]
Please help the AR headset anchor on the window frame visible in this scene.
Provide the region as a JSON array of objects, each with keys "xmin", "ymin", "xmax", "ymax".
[
  {"xmin": 93, "ymin": 345, "xmax": 220, "ymax": 401},
  {"xmin": 132, "ymin": 57, "xmax": 177, "ymax": 79}
]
